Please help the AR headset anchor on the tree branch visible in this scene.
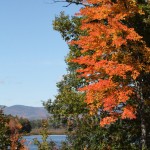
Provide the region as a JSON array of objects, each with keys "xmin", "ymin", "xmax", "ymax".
[{"xmin": 48, "ymin": 0, "xmax": 88, "ymax": 7}]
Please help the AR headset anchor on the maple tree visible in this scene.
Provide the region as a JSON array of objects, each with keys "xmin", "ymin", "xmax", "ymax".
[
  {"xmin": 69, "ymin": 0, "xmax": 150, "ymax": 149},
  {"xmin": 0, "ymin": 109, "xmax": 27, "ymax": 149},
  {"xmin": 45, "ymin": 11, "xmax": 141, "ymax": 149}
]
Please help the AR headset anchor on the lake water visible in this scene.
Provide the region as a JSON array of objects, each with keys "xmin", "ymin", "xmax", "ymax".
[{"xmin": 23, "ymin": 135, "xmax": 67, "ymax": 150}]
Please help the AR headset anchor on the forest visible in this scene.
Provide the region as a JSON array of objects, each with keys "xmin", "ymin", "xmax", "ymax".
[{"xmin": 0, "ymin": 0, "xmax": 150, "ymax": 149}]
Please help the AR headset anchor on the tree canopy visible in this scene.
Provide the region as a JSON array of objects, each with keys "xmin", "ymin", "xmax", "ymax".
[{"xmin": 44, "ymin": 0, "xmax": 150, "ymax": 149}]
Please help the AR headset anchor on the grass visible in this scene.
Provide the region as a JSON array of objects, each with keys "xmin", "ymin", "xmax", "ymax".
[{"xmin": 28, "ymin": 128, "xmax": 66, "ymax": 135}]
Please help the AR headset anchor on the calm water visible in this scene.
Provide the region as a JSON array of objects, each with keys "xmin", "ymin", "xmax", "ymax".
[{"xmin": 23, "ymin": 135, "xmax": 67, "ymax": 150}]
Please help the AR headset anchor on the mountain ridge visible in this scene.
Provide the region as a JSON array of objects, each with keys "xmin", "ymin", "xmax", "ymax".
[{"xmin": 2, "ymin": 105, "xmax": 50, "ymax": 120}]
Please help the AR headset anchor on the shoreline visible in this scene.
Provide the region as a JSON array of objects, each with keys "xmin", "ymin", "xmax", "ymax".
[{"xmin": 24, "ymin": 128, "xmax": 66, "ymax": 136}]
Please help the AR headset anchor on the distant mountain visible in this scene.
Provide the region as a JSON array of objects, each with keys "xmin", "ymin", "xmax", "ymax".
[
  {"xmin": 0, "ymin": 105, "xmax": 6, "ymax": 109},
  {"xmin": 3, "ymin": 105, "xmax": 50, "ymax": 120}
]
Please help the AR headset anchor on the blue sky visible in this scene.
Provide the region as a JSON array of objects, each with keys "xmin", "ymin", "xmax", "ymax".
[{"xmin": 0, "ymin": 0, "xmax": 80, "ymax": 107}]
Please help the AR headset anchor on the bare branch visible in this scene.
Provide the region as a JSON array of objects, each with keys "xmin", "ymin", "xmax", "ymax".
[{"xmin": 49, "ymin": 0, "xmax": 88, "ymax": 7}]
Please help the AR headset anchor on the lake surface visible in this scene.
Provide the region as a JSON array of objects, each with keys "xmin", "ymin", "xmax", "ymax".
[{"xmin": 23, "ymin": 135, "xmax": 67, "ymax": 150}]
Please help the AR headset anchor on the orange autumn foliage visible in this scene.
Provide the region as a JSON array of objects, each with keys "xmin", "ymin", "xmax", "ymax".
[
  {"xmin": 70, "ymin": 0, "xmax": 150, "ymax": 126},
  {"xmin": 8, "ymin": 118, "xmax": 27, "ymax": 150}
]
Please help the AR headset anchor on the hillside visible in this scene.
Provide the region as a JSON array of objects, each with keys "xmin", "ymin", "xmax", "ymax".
[{"xmin": 3, "ymin": 105, "xmax": 50, "ymax": 120}]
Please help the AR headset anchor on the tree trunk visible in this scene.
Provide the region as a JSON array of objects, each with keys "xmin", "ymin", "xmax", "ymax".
[
  {"xmin": 135, "ymin": 81, "xmax": 147, "ymax": 150},
  {"xmin": 141, "ymin": 114, "xmax": 147, "ymax": 150}
]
